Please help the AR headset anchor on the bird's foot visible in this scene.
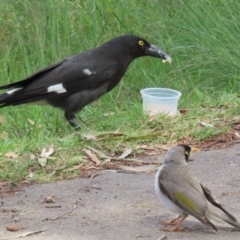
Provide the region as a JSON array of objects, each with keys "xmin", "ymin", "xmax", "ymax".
[
  {"xmin": 160, "ymin": 220, "xmax": 179, "ymax": 226},
  {"xmin": 68, "ymin": 118, "xmax": 82, "ymax": 128},
  {"xmin": 163, "ymin": 226, "xmax": 185, "ymax": 232},
  {"xmin": 65, "ymin": 111, "xmax": 83, "ymax": 128},
  {"xmin": 160, "ymin": 216, "xmax": 181, "ymax": 226},
  {"xmin": 162, "ymin": 215, "xmax": 188, "ymax": 232}
]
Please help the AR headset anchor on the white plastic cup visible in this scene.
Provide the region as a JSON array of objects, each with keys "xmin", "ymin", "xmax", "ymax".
[{"xmin": 140, "ymin": 88, "xmax": 182, "ymax": 116}]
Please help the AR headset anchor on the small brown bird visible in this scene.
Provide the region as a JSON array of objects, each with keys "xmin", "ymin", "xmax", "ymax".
[{"xmin": 155, "ymin": 144, "xmax": 240, "ymax": 232}]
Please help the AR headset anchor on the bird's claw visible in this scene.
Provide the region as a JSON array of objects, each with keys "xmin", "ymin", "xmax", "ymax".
[
  {"xmin": 160, "ymin": 220, "xmax": 179, "ymax": 226},
  {"xmin": 163, "ymin": 226, "xmax": 186, "ymax": 232}
]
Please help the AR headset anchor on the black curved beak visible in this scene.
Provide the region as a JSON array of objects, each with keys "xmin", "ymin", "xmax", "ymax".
[{"xmin": 145, "ymin": 44, "xmax": 172, "ymax": 63}]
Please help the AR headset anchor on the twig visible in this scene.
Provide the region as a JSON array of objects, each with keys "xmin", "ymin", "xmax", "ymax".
[
  {"xmin": 204, "ymin": 139, "xmax": 225, "ymax": 148},
  {"xmin": 50, "ymin": 211, "xmax": 73, "ymax": 221},
  {"xmin": 45, "ymin": 205, "xmax": 62, "ymax": 208},
  {"xmin": 157, "ymin": 235, "xmax": 167, "ymax": 240}
]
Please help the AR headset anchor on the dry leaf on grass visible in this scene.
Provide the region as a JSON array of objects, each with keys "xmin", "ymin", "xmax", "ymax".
[
  {"xmin": 4, "ymin": 152, "xmax": 18, "ymax": 159},
  {"xmin": 82, "ymin": 134, "xmax": 97, "ymax": 140},
  {"xmin": 38, "ymin": 158, "xmax": 47, "ymax": 167},
  {"xmin": 234, "ymin": 131, "xmax": 240, "ymax": 138},
  {"xmin": 40, "ymin": 144, "xmax": 54, "ymax": 158},
  {"xmin": 179, "ymin": 108, "xmax": 189, "ymax": 114},
  {"xmin": 198, "ymin": 120, "xmax": 214, "ymax": 128},
  {"xmin": 103, "ymin": 112, "xmax": 115, "ymax": 117},
  {"xmin": 38, "ymin": 144, "xmax": 55, "ymax": 167},
  {"xmin": 155, "ymin": 144, "xmax": 170, "ymax": 151},
  {"xmin": 83, "ymin": 129, "xmax": 124, "ymax": 141},
  {"xmin": 26, "ymin": 172, "xmax": 35, "ymax": 180},
  {"xmin": 0, "ymin": 113, "xmax": 5, "ymax": 124},
  {"xmin": 138, "ymin": 145, "xmax": 156, "ymax": 151},
  {"xmin": 27, "ymin": 118, "xmax": 35, "ymax": 125},
  {"xmin": 118, "ymin": 148, "xmax": 132, "ymax": 159},
  {"xmin": 83, "ymin": 149, "xmax": 101, "ymax": 165},
  {"xmin": 86, "ymin": 146, "xmax": 110, "ymax": 159},
  {"xmin": 0, "ymin": 131, "xmax": 7, "ymax": 140},
  {"xmin": 96, "ymin": 132, "xmax": 125, "ymax": 139},
  {"xmin": 147, "ymin": 115, "xmax": 158, "ymax": 122}
]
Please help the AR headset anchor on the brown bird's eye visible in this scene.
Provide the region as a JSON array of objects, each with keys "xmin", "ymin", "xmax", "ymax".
[
  {"xmin": 138, "ymin": 40, "xmax": 144, "ymax": 46},
  {"xmin": 185, "ymin": 151, "xmax": 189, "ymax": 155}
]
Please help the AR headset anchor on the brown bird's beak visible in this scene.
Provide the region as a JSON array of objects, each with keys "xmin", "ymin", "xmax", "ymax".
[{"xmin": 145, "ymin": 44, "xmax": 172, "ymax": 64}]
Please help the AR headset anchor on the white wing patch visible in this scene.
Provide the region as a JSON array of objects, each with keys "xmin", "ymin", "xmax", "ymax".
[
  {"xmin": 83, "ymin": 68, "xmax": 93, "ymax": 76},
  {"xmin": 7, "ymin": 88, "xmax": 22, "ymax": 94},
  {"xmin": 47, "ymin": 83, "xmax": 67, "ymax": 94}
]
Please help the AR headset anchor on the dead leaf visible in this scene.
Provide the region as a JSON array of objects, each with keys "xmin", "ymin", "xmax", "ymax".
[
  {"xmin": 0, "ymin": 113, "xmax": 5, "ymax": 124},
  {"xmin": 155, "ymin": 144, "xmax": 169, "ymax": 151},
  {"xmin": 26, "ymin": 172, "xmax": 35, "ymax": 179},
  {"xmin": 157, "ymin": 234, "xmax": 167, "ymax": 240},
  {"xmin": 38, "ymin": 144, "xmax": 55, "ymax": 167},
  {"xmin": 96, "ymin": 132, "xmax": 125, "ymax": 139},
  {"xmin": 0, "ymin": 131, "xmax": 8, "ymax": 139},
  {"xmin": 179, "ymin": 108, "xmax": 189, "ymax": 114},
  {"xmin": 83, "ymin": 149, "xmax": 101, "ymax": 165},
  {"xmin": 103, "ymin": 112, "xmax": 115, "ymax": 117},
  {"xmin": 82, "ymin": 134, "xmax": 97, "ymax": 140},
  {"xmin": 4, "ymin": 152, "xmax": 18, "ymax": 159},
  {"xmin": 40, "ymin": 144, "xmax": 54, "ymax": 158},
  {"xmin": 118, "ymin": 148, "xmax": 132, "ymax": 159},
  {"xmin": 86, "ymin": 146, "xmax": 110, "ymax": 159},
  {"xmin": 192, "ymin": 147, "xmax": 200, "ymax": 152},
  {"xmin": 82, "ymin": 130, "xmax": 125, "ymax": 140},
  {"xmin": 121, "ymin": 164, "xmax": 157, "ymax": 173},
  {"xmin": 38, "ymin": 158, "xmax": 47, "ymax": 167},
  {"xmin": 6, "ymin": 225, "xmax": 19, "ymax": 232},
  {"xmin": 0, "ymin": 229, "xmax": 47, "ymax": 240},
  {"xmin": 27, "ymin": 118, "xmax": 35, "ymax": 125},
  {"xmin": 198, "ymin": 120, "xmax": 214, "ymax": 128},
  {"xmin": 49, "ymin": 211, "xmax": 73, "ymax": 221},
  {"xmin": 63, "ymin": 163, "xmax": 84, "ymax": 172},
  {"xmin": 138, "ymin": 145, "xmax": 156, "ymax": 151},
  {"xmin": 234, "ymin": 131, "xmax": 240, "ymax": 138},
  {"xmin": 44, "ymin": 195, "xmax": 55, "ymax": 203},
  {"xmin": 147, "ymin": 115, "xmax": 157, "ymax": 122},
  {"xmin": 232, "ymin": 115, "xmax": 240, "ymax": 121}
]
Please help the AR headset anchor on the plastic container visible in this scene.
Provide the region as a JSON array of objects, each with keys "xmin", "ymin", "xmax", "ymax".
[{"xmin": 140, "ymin": 88, "xmax": 182, "ymax": 116}]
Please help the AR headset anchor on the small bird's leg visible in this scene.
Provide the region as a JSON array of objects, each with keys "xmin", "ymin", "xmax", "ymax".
[
  {"xmin": 163, "ymin": 215, "xmax": 188, "ymax": 232},
  {"xmin": 65, "ymin": 111, "xmax": 81, "ymax": 128},
  {"xmin": 160, "ymin": 215, "xmax": 182, "ymax": 225}
]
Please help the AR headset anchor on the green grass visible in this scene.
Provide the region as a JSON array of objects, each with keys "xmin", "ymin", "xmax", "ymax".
[{"xmin": 1, "ymin": 0, "xmax": 240, "ymax": 182}]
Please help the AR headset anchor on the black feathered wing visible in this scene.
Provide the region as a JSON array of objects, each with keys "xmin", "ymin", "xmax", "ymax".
[
  {"xmin": 0, "ymin": 52, "xmax": 117, "ymax": 107},
  {"xmin": 0, "ymin": 59, "xmax": 65, "ymax": 90},
  {"xmin": 201, "ymin": 184, "xmax": 238, "ymax": 222}
]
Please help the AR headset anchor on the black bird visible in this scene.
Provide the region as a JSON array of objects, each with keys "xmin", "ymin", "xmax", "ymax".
[{"xmin": 0, "ymin": 35, "xmax": 171, "ymax": 127}]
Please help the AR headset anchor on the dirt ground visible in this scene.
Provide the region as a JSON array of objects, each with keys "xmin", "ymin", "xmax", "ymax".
[{"xmin": 1, "ymin": 145, "xmax": 240, "ymax": 240}]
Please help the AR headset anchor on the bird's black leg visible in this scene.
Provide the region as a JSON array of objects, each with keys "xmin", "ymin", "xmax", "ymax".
[{"xmin": 64, "ymin": 111, "xmax": 81, "ymax": 128}]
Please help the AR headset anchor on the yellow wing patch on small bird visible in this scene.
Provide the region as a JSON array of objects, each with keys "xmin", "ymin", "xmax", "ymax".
[{"xmin": 174, "ymin": 192, "xmax": 198, "ymax": 212}]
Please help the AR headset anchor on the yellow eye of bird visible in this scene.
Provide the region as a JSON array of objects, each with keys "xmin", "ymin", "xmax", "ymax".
[
  {"xmin": 138, "ymin": 40, "xmax": 144, "ymax": 46},
  {"xmin": 185, "ymin": 151, "xmax": 189, "ymax": 155}
]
